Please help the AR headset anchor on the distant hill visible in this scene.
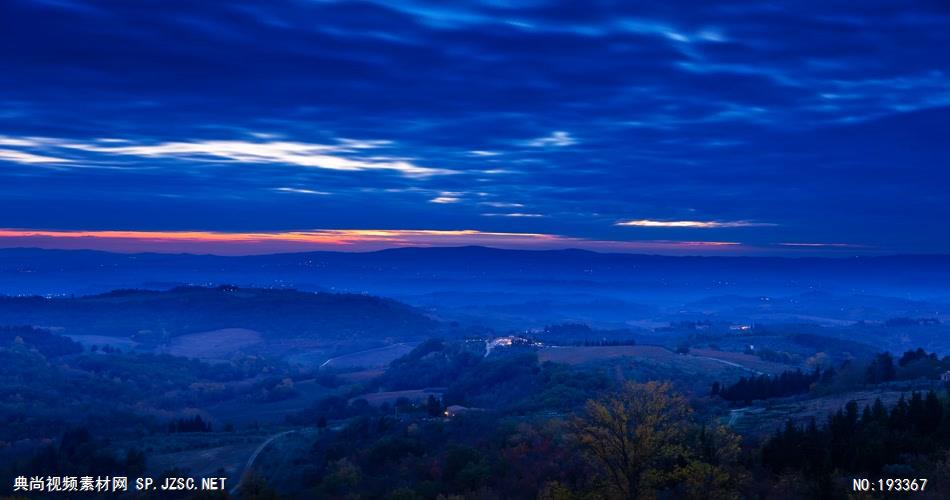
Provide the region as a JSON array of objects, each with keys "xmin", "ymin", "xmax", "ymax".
[
  {"xmin": 3, "ymin": 247, "xmax": 950, "ymax": 329},
  {"xmin": 4, "ymin": 246, "xmax": 950, "ymax": 298},
  {"xmin": 0, "ymin": 286, "xmax": 440, "ymax": 340}
]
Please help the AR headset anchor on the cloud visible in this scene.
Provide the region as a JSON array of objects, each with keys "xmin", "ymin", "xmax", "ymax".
[
  {"xmin": 480, "ymin": 201, "xmax": 524, "ymax": 208},
  {"xmin": 524, "ymin": 131, "xmax": 576, "ymax": 147},
  {"xmin": 2, "ymin": 2, "xmax": 950, "ymax": 253},
  {"xmin": 274, "ymin": 187, "xmax": 331, "ymax": 195},
  {"xmin": 0, "ymin": 148, "xmax": 71, "ymax": 164},
  {"xmin": 63, "ymin": 138, "xmax": 455, "ymax": 177},
  {"xmin": 615, "ymin": 219, "xmax": 776, "ymax": 228},
  {"xmin": 0, "ymin": 136, "xmax": 73, "ymax": 164},
  {"xmin": 430, "ymin": 191, "xmax": 463, "ymax": 203},
  {"xmin": 430, "ymin": 196, "xmax": 460, "ymax": 203},
  {"xmin": 481, "ymin": 212, "xmax": 544, "ymax": 218}
]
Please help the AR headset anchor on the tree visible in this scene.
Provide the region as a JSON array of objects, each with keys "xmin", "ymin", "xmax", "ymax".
[
  {"xmin": 571, "ymin": 381, "xmax": 743, "ymax": 499},
  {"xmin": 426, "ymin": 394, "xmax": 443, "ymax": 417},
  {"xmin": 321, "ymin": 458, "xmax": 362, "ymax": 495},
  {"xmin": 866, "ymin": 352, "xmax": 896, "ymax": 384},
  {"xmin": 572, "ymin": 381, "xmax": 684, "ymax": 497},
  {"xmin": 238, "ymin": 471, "xmax": 279, "ymax": 500}
]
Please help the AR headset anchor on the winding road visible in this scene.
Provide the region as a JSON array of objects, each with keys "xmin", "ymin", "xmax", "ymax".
[{"xmin": 229, "ymin": 430, "xmax": 297, "ymax": 496}]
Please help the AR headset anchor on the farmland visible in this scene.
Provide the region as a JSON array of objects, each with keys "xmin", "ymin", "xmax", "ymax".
[
  {"xmin": 538, "ymin": 344, "xmax": 780, "ymax": 374},
  {"xmin": 320, "ymin": 342, "xmax": 419, "ymax": 370},
  {"xmin": 536, "ymin": 344, "xmax": 797, "ymax": 391},
  {"xmin": 164, "ymin": 328, "xmax": 263, "ymax": 359},
  {"xmin": 350, "ymin": 388, "xmax": 446, "ymax": 407},
  {"xmin": 203, "ymin": 378, "xmax": 340, "ymax": 425}
]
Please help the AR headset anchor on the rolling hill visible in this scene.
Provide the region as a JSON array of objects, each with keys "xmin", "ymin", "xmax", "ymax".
[{"xmin": 0, "ymin": 286, "xmax": 440, "ymax": 340}]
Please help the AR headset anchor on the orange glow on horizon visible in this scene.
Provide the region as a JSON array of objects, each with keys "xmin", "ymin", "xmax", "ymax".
[
  {"xmin": 0, "ymin": 228, "xmax": 747, "ymax": 255},
  {"xmin": 0, "ymin": 228, "xmax": 559, "ymax": 245}
]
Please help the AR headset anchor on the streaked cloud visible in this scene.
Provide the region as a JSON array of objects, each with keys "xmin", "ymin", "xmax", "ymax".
[
  {"xmin": 524, "ymin": 131, "xmax": 576, "ymax": 147},
  {"xmin": 63, "ymin": 138, "xmax": 455, "ymax": 177},
  {"xmin": 480, "ymin": 201, "xmax": 524, "ymax": 208},
  {"xmin": 430, "ymin": 196, "xmax": 460, "ymax": 204},
  {"xmin": 430, "ymin": 191, "xmax": 463, "ymax": 204},
  {"xmin": 2, "ymin": 1, "xmax": 949, "ymax": 254},
  {"xmin": 0, "ymin": 148, "xmax": 71, "ymax": 164},
  {"xmin": 616, "ymin": 219, "xmax": 776, "ymax": 228},
  {"xmin": 481, "ymin": 213, "xmax": 545, "ymax": 218},
  {"xmin": 274, "ymin": 187, "xmax": 331, "ymax": 195}
]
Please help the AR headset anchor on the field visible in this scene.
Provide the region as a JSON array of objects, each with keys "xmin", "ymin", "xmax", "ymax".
[
  {"xmin": 164, "ymin": 328, "xmax": 263, "ymax": 359},
  {"xmin": 337, "ymin": 369, "xmax": 386, "ymax": 383},
  {"xmin": 540, "ymin": 345, "xmax": 687, "ymax": 364},
  {"xmin": 204, "ymin": 378, "xmax": 339, "ymax": 425},
  {"xmin": 351, "ymin": 388, "xmax": 446, "ymax": 407},
  {"xmin": 537, "ymin": 345, "xmax": 784, "ymax": 389},
  {"xmin": 319, "ymin": 342, "xmax": 418, "ymax": 369},
  {"xmin": 687, "ymin": 348, "xmax": 791, "ymax": 375}
]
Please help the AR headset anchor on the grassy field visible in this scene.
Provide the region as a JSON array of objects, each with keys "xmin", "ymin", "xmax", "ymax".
[
  {"xmin": 687, "ymin": 348, "xmax": 791, "ymax": 375},
  {"xmin": 538, "ymin": 345, "xmax": 772, "ymax": 390},
  {"xmin": 538, "ymin": 345, "xmax": 674, "ymax": 364},
  {"xmin": 351, "ymin": 388, "xmax": 445, "ymax": 407},
  {"xmin": 320, "ymin": 342, "xmax": 418, "ymax": 369},
  {"xmin": 337, "ymin": 369, "xmax": 385, "ymax": 383},
  {"xmin": 204, "ymin": 379, "xmax": 339, "ymax": 425},
  {"xmin": 164, "ymin": 328, "xmax": 263, "ymax": 359}
]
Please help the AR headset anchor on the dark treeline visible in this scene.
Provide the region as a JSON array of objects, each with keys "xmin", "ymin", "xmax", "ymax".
[
  {"xmin": 763, "ymin": 391, "xmax": 947, "ymax": 477},
  {"xmin": 167, "ymin": 415, "xmax": 212, "ymax": 433},
  {"xmin": 0, "ymin": 325, "xmax": 83, "ymax": 358},
  {"xmin": 900, "ymin": 348, "xmax": 940, "ymax": 366},
  {"xmin": 714, "ymin": 367, "xmax": 832, "ymax": 403},
  {"xmin": 868, "ymin": 348, "xmax": 950, "ymax": 384},
  {"xmin": 13, "ymin": 428, "xmax": 146, "ymax": 479},
  {"xmin": 718, "ymin": 349, "xmax": 950, "ymax": 404}
]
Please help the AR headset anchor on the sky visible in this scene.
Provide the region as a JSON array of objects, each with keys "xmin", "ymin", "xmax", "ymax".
[{"xmin": 1, "ymin": 0, "xmax": 949, "ymax": 255}]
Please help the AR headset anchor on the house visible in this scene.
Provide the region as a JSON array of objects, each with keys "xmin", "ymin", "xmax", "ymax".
[{"xmin": 940, "ymin": 371, "xmax": 950, "ymax": 383}]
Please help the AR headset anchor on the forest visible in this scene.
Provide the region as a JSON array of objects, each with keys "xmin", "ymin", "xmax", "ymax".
[{"xmin": 5, "ymin": 334, "xmax": 950, "ymax": 499}]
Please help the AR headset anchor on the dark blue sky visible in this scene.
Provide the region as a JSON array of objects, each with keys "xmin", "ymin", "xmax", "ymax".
[{"xmin": 1, "ymin": 0, "xmax": 948, "ymax": 254}]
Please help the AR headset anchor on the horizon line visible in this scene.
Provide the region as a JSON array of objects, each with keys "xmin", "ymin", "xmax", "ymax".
[
  {"xmin": 0, "ymin": 227, "xmax": 884, "ymax": 257},
  {"xmin": 0, "ymin": 244, "xmax": 932, "ymax": 260}
]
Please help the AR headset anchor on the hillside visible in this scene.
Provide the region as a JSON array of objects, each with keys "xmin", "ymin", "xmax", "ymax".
[
  {"xmin": 5, "ymin": 247, "xmax": 950, "ymax": 297},
  {"xmin": 0, "ymin": 286, "xmax": 440, "ymax": 340}
]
